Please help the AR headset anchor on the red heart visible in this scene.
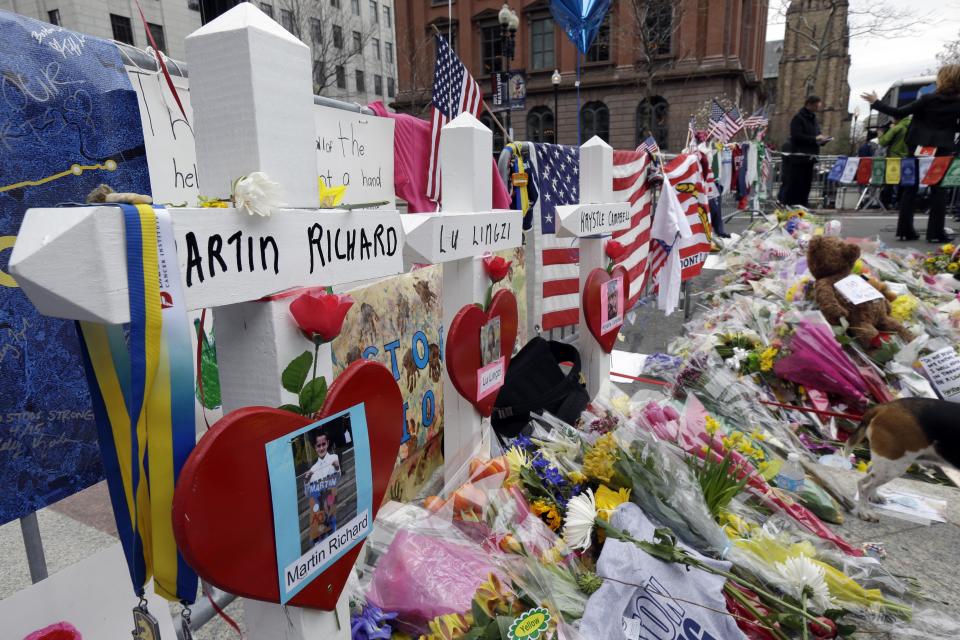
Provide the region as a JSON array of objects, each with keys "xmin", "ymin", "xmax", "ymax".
[
  {"xmin": 172, "ymin": 360, "xmax": 402, "ymax": 609},
  {"xmin": 582, "ymin": 266, "xmax": 630, "ymax": 353},
  {"xmin": 445, "ymin": 289, "xmax": 519, "ymax": 416}
]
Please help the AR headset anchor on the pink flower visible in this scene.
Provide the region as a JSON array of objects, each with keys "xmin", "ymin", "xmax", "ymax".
[
  {"xmin": 289, "ymin": 292, "xmax": 354, "ymax": 343},
  {"xmin": 25, "ymin": 622, "xmax": 82, "ymax": 640}
]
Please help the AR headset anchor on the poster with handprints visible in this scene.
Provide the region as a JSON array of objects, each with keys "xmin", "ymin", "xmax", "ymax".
[{"xmin": 0, "ymin": 13, "xmax": 151, "ymax": 523}]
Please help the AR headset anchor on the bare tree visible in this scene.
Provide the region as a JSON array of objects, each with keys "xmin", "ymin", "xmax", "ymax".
[
  {"xmin": 773, "ymin": 0, "xmax": 927, "ymax": 97},
  {"xmin": 620, "ymin": 0, "xmax": 688, "ymax": 143},
  {"xmin": 396, "ymin": 27, "xmax": 435, "ymax": 117},
  {"xmin": 935, "ymin": 31, "xmax": 960, "ymax": 68},
  {"xmin": 277, "ymin": 0, "xmax": 378, "ymax": 96}
]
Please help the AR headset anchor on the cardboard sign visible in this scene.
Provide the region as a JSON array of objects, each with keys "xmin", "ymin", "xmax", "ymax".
[
  {"xmin": 920, "ymin": 347, "xmax": 960, "ymax": 402},
  {"xmin": 834, "ymin": 275, "xmax": 884, "ymax": 306},
  {"xmin": 556, "ymin": 202, "xmax": 632, "ymax": 237},
  {"xmin": 315, "ymin": 105, "xmax": 395, "ymax": 206},
  {"xmin": 600, "ymin": 276, "xmax": 625, "ymax": 334},
  {"xmin": 266, "ymin": 403, "xmax": 373, "ymax": 604}
]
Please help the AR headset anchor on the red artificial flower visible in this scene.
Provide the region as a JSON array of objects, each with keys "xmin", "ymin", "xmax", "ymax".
[
  {"xmin": 605, "ymin": 240, "xmax": 627, "ymax": 262},
  {"xmin": 24, "ymin": 622, "xmax": 82, "ymax": 640},
  {"xmin": 482, "ymin": 255, "xmax": 512, "ymax": 283},
  {"xmin": 809, "ymin": 616, "xmax": 837, "ymax": 639},
  {"xmin": 289, "ymin": 291, "xmax": 354, "ymax": 343},
  {"xmin": 869, "ymin": 332, "xmax": 894, "ymax": 349}
]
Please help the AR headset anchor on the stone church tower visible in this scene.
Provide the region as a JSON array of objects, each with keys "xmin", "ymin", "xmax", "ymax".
[{"xmin": 770, "ymin": 0, "xmax": 852, "ymax": 153}]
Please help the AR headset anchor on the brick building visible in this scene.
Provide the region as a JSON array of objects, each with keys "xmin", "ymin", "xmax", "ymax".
[
  {"xmin": 768, "ymin": 0, "xmax": 851, "ymax": 153},
  {"xmin": 394, "ymin": 0, "xmax": 769, "ymax": 152}
]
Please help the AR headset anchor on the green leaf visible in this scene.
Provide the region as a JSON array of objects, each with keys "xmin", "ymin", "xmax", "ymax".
[
  {"xmin": 278, "ymin": 404, "xmax": 303, "ymax": 415},
  {"xmin": 194, "ymin": 319, "xmax": 222, "ymax": 409},
  {"xmin": 472, "ymin": 599, "xmax": 492, "ymax": 627},
  {"xmin": 299, "ymin": 376, "xmax": 328, "ymax": 415},
  {"xmin": 282, "ymin": 351, "xmax": 314, "ymax": 394}
]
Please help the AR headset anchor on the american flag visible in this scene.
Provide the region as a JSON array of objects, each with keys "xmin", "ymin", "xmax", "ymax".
[
  {"xmin": 426, "ymin": 34, "xmax": 483, "ymax": 203},
  {"xmin": 637, "ymin": 135, "xmax": 660, "ymax": 158},
  {"xmin": 707, "ymin": 100, "xmax": 730, "ymax": 142},
  {"xmin": 744, "ymin": 106, "xmax": 768, "ymax": 130},
  {"xmin": 527, "ymin": 144, "xmax": 654, "ymax": 330},
  {"xmin": 611, "ymin": 150, "xmax": 654, "ymax": 308},
  {"xmin": 724, "ymin": 104, "xmax": 745, "ymax": 138},
  {"xmin": 647, "ymin": 153, "xmax": 712, "ymax": 287}
]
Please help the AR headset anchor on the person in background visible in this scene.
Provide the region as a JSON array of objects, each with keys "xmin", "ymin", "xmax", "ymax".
[
  {"xmin": 863, "ymin": 64, "xmax": 960, "ymax": 242},
  {"xmin": 782, "ymin": 96, "xmax": 831, "ymax": 207},
  {"xmin": 856, "ymin": 136, "xmax": 875, "ymax": 157},
  {"xmin": 877, "ymin": 115, "xmax": 912, "ymax": 208}
]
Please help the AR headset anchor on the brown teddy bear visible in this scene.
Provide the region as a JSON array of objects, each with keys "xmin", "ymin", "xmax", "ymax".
[{"xmin": 806, "ymin": 236, "xmax": 912, "ymax": 348}]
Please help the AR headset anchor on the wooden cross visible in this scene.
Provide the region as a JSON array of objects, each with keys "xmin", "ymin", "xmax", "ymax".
[
  {"xmin": 10, "ymin": 4, "xmax": 400, "ymax": 638},
  {"xmin": 401, "ymin": 112, "xmax": 521, "ymax": 480},
  {"xmin": 558, "ymin": 137, "xmax": 631, "ymax": 399}
]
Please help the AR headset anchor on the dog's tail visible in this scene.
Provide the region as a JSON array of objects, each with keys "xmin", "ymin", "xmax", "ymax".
[{"xmin": 843, "ymin": 404, "xmax": 882, "ymax": 456}]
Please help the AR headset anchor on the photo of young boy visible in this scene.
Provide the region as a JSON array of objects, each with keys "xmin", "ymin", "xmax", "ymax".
[{"xmin": 305, "ymin": 431, "xmax": 340, "ymax": 546}]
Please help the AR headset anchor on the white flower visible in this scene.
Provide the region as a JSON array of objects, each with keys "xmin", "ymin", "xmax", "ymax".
[
  {"xmin": 775, "ymin": 556, "xmax": 834, "ymax": 611},
  {"xmin": 562, "ymin": 488, "xmax": 597, "ymax": 551},
  {"xmin": 727, "ymin": 347, "xmax": 750, "ymax": 370},
  {"xmin": 232, "ymin": 172, "xmax": 283, "ymax": 217}
]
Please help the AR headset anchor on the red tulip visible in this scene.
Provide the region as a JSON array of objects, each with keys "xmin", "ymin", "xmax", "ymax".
[
  {"xmin": 482, "ymin": 255, "xmax": 512, "ymax": 283},
  {"xmin": 605, "ymin": 240, "xmax": 627, "ymax": 262},
  {"xmin": 289, "ymin": 292, "xmax": 354, "ymax": 343}
]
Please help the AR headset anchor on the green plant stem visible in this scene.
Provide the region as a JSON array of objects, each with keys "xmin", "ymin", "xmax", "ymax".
[
  {"xmin": 801, "ymin": 593, "xmax": 810, "ymax": 640},
  {"xmin": 484, "ymin": 284, "xmax": 493, "ymax": 312},
  {"xmin": 723, "ymin": 583, "xmax": 790, "ymax": 640},
  {"xmin": 312, "ymin": 340, "xmax": 320, "ymax": 382}
]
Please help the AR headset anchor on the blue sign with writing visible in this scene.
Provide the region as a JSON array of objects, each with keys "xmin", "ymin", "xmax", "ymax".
[{"xmin": 0, "ymin": 11, "xmax": 151, "ymax": 523}]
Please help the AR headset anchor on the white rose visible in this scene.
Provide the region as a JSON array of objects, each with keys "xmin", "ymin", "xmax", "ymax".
[{"xmin": 232, "ymin": 172, "xmax": 283, "ymax": 218}]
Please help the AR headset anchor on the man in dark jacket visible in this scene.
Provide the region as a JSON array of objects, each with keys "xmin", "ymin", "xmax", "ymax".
[{"xmin": 781, "ymin": 96, "xmax": 830, "ymax": 207}]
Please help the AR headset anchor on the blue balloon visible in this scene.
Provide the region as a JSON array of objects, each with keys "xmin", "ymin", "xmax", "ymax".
[{"xmin": 549, "ymin": 0, "xmax": 612, "ymax": 55}]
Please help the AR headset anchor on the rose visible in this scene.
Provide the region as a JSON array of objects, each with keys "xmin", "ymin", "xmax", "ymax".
[
  {"xmin": 604, "ymin": 240, "xmax": 627, "ymax": 261},
  {"xmin": 482, "ymin": 254, "xmax": 512, "ymax": 283},
  {"xmin": 289, "ymin": 292, "xmax": 354, "ymax": 344},
  {"xmin": 232, "ymin": 171, "xmax": 283, "ymax": 217},
  {"xmin": 809, "ymin": 616, "xmax": 837, "ymax": 638}
]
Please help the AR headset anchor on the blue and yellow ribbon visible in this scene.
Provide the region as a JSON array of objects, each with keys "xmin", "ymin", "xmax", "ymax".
[{"xmin": 76, "ymin": 203, "xmax": 197, "ymax": 604}]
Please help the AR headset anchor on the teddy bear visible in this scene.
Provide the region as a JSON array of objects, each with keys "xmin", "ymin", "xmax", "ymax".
[{"xmin": 806, "ymin": 236, "xmax": 912, "ymax": 348}]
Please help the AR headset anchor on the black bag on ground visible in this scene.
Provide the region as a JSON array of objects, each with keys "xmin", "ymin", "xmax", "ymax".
[{"xmin": 491, "ymin": 337, "xmax": 590, "ymax": 438}]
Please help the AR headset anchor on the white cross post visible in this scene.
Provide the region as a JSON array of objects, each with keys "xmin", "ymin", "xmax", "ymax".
[
  {"xmin": 401, "ymin": 113, "xmax": 521, "ymax": 481},
  {"xmin": 10, "ymin": 4, "xmax": 404, "ymax": 638},
  {"xmin": 556, "ymin": 137, "xmax": 631, "ymax": 399}
]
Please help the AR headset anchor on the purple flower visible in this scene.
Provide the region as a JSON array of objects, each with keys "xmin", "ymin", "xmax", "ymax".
[{"xmin": 351, "ymin": 605, "xmax": 397, "ymax": 640}]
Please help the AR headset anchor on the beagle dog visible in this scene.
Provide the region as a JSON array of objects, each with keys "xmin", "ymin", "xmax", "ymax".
[{"xmin": 844, "ymin": 398, "xmax": 959, "ymax": 522}]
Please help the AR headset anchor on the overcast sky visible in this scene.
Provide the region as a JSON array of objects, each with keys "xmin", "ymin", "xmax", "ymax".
[{"xmin": 766, "ymin": 0, "xmax": 960, "ymax": 113}]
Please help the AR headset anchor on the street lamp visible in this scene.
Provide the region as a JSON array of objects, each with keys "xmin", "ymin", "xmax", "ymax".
[
  {"xmin": 498, "ymin": 3, "xmax": 519, "ymax": 137},
  {"xmin": 552, "ymin": 69, "xmax": 561, "ymax": 143}
]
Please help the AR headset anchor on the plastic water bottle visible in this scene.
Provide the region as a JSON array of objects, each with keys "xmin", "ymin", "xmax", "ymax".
[{"xmin": 775, "ymin": 453, "xmax": 805, "ymax": 493}]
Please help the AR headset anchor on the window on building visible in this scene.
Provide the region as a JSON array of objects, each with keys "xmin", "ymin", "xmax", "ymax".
[
  {"xmin": 386, "ymin": 41, "xmax": 394, "ymax": 64},
  {"xmin": 480, "ymin": 25, "xmax": 504, "ymax": 76},
  {"xmin": 586, "ymin": 16, "xmax": 610, "ymax": 62},
  {"xmin": 47, "ymin": 9, "xmax": 60, "ymax": 26},
  {"xmin": 479, "ymin": 112, "xmax": 506, "ymax": 154},
  {"xmin": 374, "ymin": 74, "xmax": 383, "ymax": 95},
  {"xmin": 356, "ymin": 69, "xmax": 365, "ymax": 92},
  {"xmin": 110, "ymin": 14, "xmax": 134, "ymax": 45},
  {"xmin": 336, "ymin": 65, "xmax": 346, "ymax": 88},
  {"xmin": 580, "ymin": 101, "xmax": 609, "ymax": 142},
  {"xmin": 331, "ymin": 0, "xmax": 340, "ymax": 8},
  {"xmin": 636, "ymin": 97, "xmax": 669, "ymax": 148},
  {"xmin": 370, "ymin": 0, "xmax": 378, "ymax": 22},
  {"xmin": 431, "ymin": 22, "xmax": 457, "ymax": 53},
  {"xmin": 645, "ymin": 0, "xmax": 673, "ymax": 55},
  {"xmin": 526, "ymin": 106, "xmax": 555, "ymax": 143},
  {"xmin": 353, "ymin": 31, "xmax": 362, "ymax": 53},
  {"xmin": 530, "ymin": 17, "xmax": 554, "ymax": 70},
  {"xmin": 146, "ymin": 22, "xmax": 166, "ymax": 51},
  {"xmin": 387, "ymin": 77, "xmax": 395, "ymax": 97},
  {"xmin": 333, "ymin": 25, "xmax": 343, "ymax": 48},
  {"xmin": 313, "ymin": 62, "xmax": 325, "ymax": 87},
  {"xmin": 383, "ymin": 6, "xmax": 391, "ymax": 26},
  {"xmin": 372, "ymin": 37, "xmax": 380, "ymax": 59},
  {"xmin": 260, "ymin": 3, "xmax": 273, "ymax": 18},
  {"xmin": 280, "ymin": 9, "xmax": 294, "ymax": 32},
  {"xmin": 351, "ymin": 0, "xmax": 360, "ymax": 15},
  {"xmin": 311, "ymin": 18, "xmax": 323, "ymax": 44}
]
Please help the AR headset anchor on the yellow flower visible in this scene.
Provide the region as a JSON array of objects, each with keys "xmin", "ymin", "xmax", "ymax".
[
  {"xmin": 759, "ymin": 346, "xmax": 778, "ymax": 372},
  {"xmin": 473, "ymin": 573, "xmax": 514, "ymax": 618},
  {"xmin": 568, "ymin": 470, "xmax": 588, "ymax": 485},
  {"xmin": 583, "ymin": 433, "xmax": 619, "ymax": 483},
  {"xmin": 421, "ymin": 612, "xmax": 472, "ymax": 640},
  {"xmin": 943, "ymin": 243, "xmax": 956, "ymax": 255},
  {"xmin": 318, "ymin": 180, "xmax": 346, "ymax": 207},
  {"xmin": 700, "ymin": 444, "xmax": 710, "ymax": 455},
  {"xmin": 856, "ymin": 460, "xmax": 871, "ymax": 473},
  {"xmin": 890, "ymin": 295, "xmax": 918, "ymax": 322},
  {"xmin": 595, "ymin": 485, "xmax": 631, "ymax": 520},
  {"xmin": 751, "ymin": 429, "xmax": 766, "ymax": 442},
  {"xmin": 505, "ymin": 447, "xmax": 528, "ymax": 485},
  {"xmin": 531, "ymin": 499, "xmax": 562, "ymax": 531},
  {"xmin": 704, "ymin": 415, "xmax": 720, "ymax": 436},
  {"xmin": 950, "ymin": 262, "xmax": 959, "ymax": 273},
  {"xmin": 197, "ymin": 196, "xmax": 228, "ymax": 208},
  {"xmin": 852, "ymin": 259, "xmax": 864, "ymax": 275}
]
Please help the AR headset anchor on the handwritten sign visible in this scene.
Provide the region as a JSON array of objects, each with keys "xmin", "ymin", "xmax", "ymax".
[
  {"xmin": 834, "ymin": 275, "xmax": 884, "ymax": 306},
  {"xmin": 401, "ymin": 211, "xmax": 520, "ymax": 263},
  {"xmin": 555, "ymin": 202, "xmax": 631, "ymax": 237},
  {"xmin": 315, "ymin": 105, "xmax": 395, "ymax": 206},
  {"xmin": 920, "ymin": 348, "xmax": 960, "ymax": 402}
]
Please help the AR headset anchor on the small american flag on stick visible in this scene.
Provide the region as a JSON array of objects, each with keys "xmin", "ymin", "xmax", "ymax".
[
  {"xmin": 707, "ymin": 100, "xmax": 730, "ymax": 142},
  {"xmin": 427, "ymin": 34, "xmax": 483, "ymax": 203}
]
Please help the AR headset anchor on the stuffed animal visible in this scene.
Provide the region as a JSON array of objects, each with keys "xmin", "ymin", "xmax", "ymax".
[{"xmin": 806, "ymin": 236, "xmax": 912, "ymax": 348}]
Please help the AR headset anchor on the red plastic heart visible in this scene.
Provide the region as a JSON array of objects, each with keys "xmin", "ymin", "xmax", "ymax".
[
  {"xmin": 582, "ymin": 266, "xmax": 631, "ymax": 353},
  {"xmin": 171, "ymin": 360, "xmax": 402, "ymax": 609},
  {"xmin": 445, "ymin": 289, "xmax": 519, "ymax": 416}
]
